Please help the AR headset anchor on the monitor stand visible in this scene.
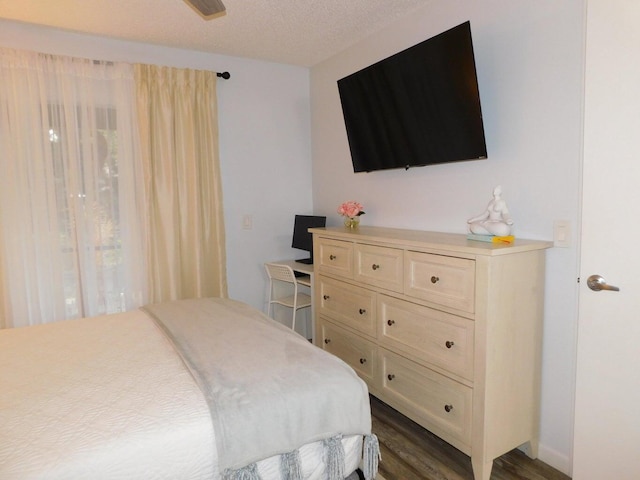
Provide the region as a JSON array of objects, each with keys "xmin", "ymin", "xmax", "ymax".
[{"xmin": 296, "ymin": 257, "xmax": 313, "ymax": 265}]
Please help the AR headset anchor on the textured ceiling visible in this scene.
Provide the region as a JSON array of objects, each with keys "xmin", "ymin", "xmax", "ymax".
[{"xmin": 0, "ymin": 0, "xmax": 431, "ymax": 67}]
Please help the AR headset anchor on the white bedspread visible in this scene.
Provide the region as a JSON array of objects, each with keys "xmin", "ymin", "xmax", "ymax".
[
  {"xmin": 0, "ymin": 301, "xmax": 365, "ymax": 479},
  {"xmin": 0, "ymin": 309, "xmax": 215, "ymax": 479}
]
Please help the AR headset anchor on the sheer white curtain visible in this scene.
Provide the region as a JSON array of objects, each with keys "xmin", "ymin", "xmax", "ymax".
[{"xmin": 0, "ymin": 48, "xmax": 148, "ymax": 328}]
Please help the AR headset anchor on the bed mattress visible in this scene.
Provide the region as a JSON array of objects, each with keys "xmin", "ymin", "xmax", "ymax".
[{"xmin": 0, "ymin": 305, "xmax": 364, "ymax": 479}]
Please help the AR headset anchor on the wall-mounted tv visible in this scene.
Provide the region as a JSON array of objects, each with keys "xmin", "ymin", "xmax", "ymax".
[{"xmin": 337, "ymin": 21, "xmax": 487, "ymax": 173}]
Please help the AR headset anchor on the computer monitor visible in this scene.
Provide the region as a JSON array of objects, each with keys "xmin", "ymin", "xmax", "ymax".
[{"xmin": 292, "ymin": 215, "xmax": 326, "ymax": 264}]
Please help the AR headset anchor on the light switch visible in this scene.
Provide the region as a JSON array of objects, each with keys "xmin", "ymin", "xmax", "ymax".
[
  {"xmin": 242, "ymin": 214, "xmax": 253, "ymax": 230},
  {"xmin": 553, "ymin": 220, "xmax": 571, "ymax": 248}
]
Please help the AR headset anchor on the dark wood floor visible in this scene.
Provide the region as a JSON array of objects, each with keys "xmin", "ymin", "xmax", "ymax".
[{"xmin": 370, "ymin": 395, "xmax": 571, "ymax": 480}]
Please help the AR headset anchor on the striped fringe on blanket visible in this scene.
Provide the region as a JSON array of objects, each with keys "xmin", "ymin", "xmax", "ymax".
[{"xmin": 223, "ymin": 434, "xmax": 380, "ymax": 480}]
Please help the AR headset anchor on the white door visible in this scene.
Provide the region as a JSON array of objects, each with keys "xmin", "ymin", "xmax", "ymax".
[{"xmin": 573, "ymin": 1, "xmax": 640, "ymax": 478}]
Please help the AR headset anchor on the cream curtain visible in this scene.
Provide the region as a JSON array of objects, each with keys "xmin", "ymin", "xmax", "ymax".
[
  {"xmin": 0, "ymin": 48, "xmax": 147, "ymax": 328},
  {"xmin": 135, "ymin": 64, "xmax": 227, "ymax": 302}
]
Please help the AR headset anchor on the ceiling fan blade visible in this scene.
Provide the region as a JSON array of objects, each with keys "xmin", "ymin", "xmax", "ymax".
[{"xmin": 185, "ymin": 0, "xmax": 226, "ymax": 16}]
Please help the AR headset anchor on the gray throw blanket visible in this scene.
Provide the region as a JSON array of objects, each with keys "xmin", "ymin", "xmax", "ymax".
[{"xmin": 143, "ymin": 298, "xmax": 377, "ymax": 479}]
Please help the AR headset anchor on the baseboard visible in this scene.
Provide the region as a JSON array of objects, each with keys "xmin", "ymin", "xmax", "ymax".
[{"xmin": 534, "ymin": 443, "xmax": 572, "ymax": 477}]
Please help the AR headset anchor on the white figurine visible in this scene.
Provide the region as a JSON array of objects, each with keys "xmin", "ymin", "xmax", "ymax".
[{"xmin": 467, "ymin": 185, "xmax": 514, "ymax": 236}]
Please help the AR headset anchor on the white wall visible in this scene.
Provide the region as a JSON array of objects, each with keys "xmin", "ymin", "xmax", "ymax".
[
  {"xmin": 0, "ymin": 19, "xmax": 312, "ymax": 312},
  {"xmin": 311, "ymin": 0, "xmax": 584, "ymax": 475}
]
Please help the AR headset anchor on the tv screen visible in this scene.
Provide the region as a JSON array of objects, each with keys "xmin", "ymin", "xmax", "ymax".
[
  {"xmin": 337, "ymin": 21, "xmax": 487, "ymax": 173},
  {"xmin": 291, "ymin": 215, "xmax": 326, "ymax": 264}
]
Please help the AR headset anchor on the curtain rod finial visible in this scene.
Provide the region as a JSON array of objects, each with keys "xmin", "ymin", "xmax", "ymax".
[{"xmin": 217, "ymin": 71, "xmax": 230, "ymax": 80}]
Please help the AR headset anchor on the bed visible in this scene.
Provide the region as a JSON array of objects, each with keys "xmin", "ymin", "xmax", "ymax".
[{"xmin": 0, "ymin": 297, "xmax": 379, "ymax": 480}]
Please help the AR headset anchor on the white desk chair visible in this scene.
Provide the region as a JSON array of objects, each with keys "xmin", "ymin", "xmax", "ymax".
[{"xmin": 265, "ymin": 262, "xmax": 312, "ymax": 332}]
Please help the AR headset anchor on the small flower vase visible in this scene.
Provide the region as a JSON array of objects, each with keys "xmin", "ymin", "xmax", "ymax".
[{"xmin": 344, "ymin": 217, "xmax": 360, "ymax": 228}]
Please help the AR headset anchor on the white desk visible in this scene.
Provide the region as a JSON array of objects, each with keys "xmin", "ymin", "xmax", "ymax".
[
  {"xmin": 274, "ymin": 259, "xmax": 313, "ymax": 285},
  {"xmin": 269, "ymin": 259, "xmax": 314, "ymax": 339}
]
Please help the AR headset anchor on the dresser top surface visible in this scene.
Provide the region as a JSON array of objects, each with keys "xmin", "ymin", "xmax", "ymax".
[{"xmin": 310, "ymin": 226, "xmax": 552, "ymax": 256}]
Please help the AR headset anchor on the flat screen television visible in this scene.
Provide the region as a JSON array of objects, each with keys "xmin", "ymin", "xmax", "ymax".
[
  {"xmin": 337, "ymin": 21, "xmax": 487, "ymax": 173},
  {"xmin": 291, "ymin": 215, "xmax": 326, "ymax": 264}
]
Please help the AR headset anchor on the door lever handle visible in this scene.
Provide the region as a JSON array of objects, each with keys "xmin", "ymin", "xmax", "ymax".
[{"xmin": 587, "ymin": 274, "xmax": 620, "ymax": 292}]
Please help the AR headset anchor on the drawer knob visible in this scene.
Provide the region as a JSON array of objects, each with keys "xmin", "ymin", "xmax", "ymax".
[
  {"xmin": 324, "ymin": 338, "xmax": 331, "ymax": 344},
  {"xmin": 329, "ymin": 254, "xmax": 336, "ymax": 260},
  {"xmin": 444, "ymin": 404, "xmax": 454, "ymax": 413},
  {"xmin": 359, "ymin": 308, "xmax": 366, "ymax": 315},
  {"xmin": 445, "ymin": 340, "xmax": 455, "ymax": 349},
  {"xmin": 431, "ymin": 275, "xmax": 440, "ymax": 284},
  {"xmin": 387, "ymin": 319, "xmax": 395, "ymax": 326},
  {"xmin": 372, "ymin": 264, "xmax": 380, "ymax": 270},
  {"xmin": 387, "ymin": 374, "xmax": 395, "ymax": 381},
  {"xmin": 359, "ymin": 358, "xmax": 367, "ymax": 364},
  {"xmin": 323, "ymin": 295, "xmax": 330, "ymax": 300}
]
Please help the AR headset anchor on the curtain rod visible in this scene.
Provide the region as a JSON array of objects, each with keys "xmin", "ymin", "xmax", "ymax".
[{"xmin": 89, "ymin": 59, "xmax": 230, "ymax": 79}]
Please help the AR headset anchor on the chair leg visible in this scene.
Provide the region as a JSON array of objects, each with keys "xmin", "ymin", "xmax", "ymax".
[
  {"xmin": 267, "ymin": 282, "xmax": 273, "ymax": 318},
  {"xmin": 291, "ymin": 309, "xmax": 296, "ymax": 332},
  {"xmin": 292, "ymin": 293, "xmax": 297, "ymax": 332}
]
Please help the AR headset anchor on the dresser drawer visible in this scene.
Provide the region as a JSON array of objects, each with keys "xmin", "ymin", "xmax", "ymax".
[
  {"xmin": 378, "ymin": 294, "xmax": 474, "ymax": 381},
  {"xmin": 404, "ymin": 251, "xmax": 475, "ymax": 313},
  {"xmin": 354, "ymin": 244, "xmax": 403, "ymax": 293},
  {"xmin": 378, "ymin": 348, "xmax": 472, "ymax": 447},
  {"xmin": 319, "ymin": 317, "xmax": 377, "ymax": 387},
  {"xmin": 316, "ymin": 238, "xmax": 353, "ymax": 278},
  {"xmin": 317, "ymin": 276, "xmax": 376, "ymax": 338}
]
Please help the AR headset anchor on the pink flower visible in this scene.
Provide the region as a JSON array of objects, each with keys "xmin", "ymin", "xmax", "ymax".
[{"xmin": 338, "ymin": 201, "xmax": 365, "ymax": 218}]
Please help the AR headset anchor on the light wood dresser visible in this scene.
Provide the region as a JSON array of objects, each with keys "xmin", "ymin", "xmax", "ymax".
[{"xmin": 310, "ymin": 226, "xmax": 551, "ymax": 480}]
